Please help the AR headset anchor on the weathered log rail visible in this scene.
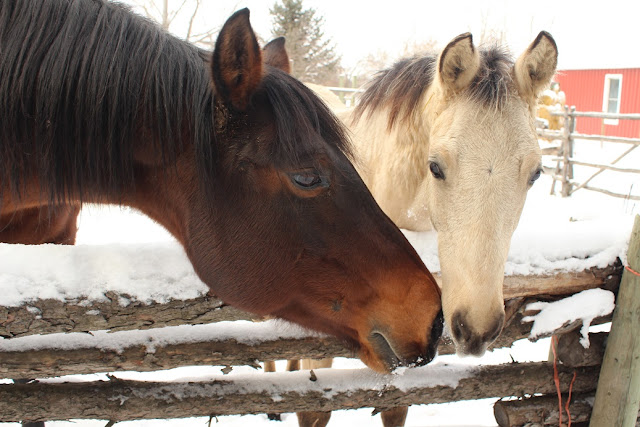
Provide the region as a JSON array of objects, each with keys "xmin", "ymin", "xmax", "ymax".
[
  {"xmin": 1, "ymin": 264, "xmax": 621, "ymax": 339},
  {"xmin": 0, "ymin": 363, "xmax": 600, "ymax": 422},
  {"xmin": 0, "ymin": 293, "xmax": 255, "ymax": 339}
]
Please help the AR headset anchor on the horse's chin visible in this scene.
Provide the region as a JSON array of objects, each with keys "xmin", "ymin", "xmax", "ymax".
[{"xmin": 453, "ymin": 341, "xmax": 490, "ymax": 358}]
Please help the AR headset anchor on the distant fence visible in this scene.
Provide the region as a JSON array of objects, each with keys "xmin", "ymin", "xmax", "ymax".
[
  {"xmin": 538, "ymin": 107, "xmax": 640, "ymax": 200},
  {"xmin": 325, "ymin": 86, "xmax": 363, "ymax": 107}
]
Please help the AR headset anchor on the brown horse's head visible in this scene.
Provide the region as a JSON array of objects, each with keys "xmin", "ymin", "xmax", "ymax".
[
  {"xmin": 166, "ymin": 10, "xmax": 442, "ymax": 372},
  {"xmin": 0, "ymin": 1, "xmax": 440, "ymax": 373}
]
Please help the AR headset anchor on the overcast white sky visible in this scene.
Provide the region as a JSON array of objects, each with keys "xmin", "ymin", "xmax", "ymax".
[{"xmin": 130, "ymin": 0, "xmax": 640, "ymax": 71}]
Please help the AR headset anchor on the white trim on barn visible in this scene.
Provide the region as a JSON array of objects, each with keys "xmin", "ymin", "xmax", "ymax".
[{"xmin": 602, "ymin": 74, "xmax": 623, "ymax": 125}]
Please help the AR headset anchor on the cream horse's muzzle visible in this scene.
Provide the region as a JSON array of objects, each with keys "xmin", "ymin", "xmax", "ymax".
[{"xmin": 450, "ymin": 309, "xmax": 505, "ymax": 356}]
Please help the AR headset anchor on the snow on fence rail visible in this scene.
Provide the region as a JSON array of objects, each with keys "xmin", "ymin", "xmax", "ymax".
[
  {"xmin": 0, "ymin": 263, "xmax": 621, "ymax": 380},
  {"xmin": 0, "ymin": 262, "xmax": 626, "ymax": 423},
  {"xmin": 538, "ymin": 107, "xmax": 640, "ymax": 200}
]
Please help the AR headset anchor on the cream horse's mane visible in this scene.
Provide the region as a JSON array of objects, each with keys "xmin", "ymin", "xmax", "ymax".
[{"xmin": 353, "ymin": 46, "xmax": 514, "ymax": 131}]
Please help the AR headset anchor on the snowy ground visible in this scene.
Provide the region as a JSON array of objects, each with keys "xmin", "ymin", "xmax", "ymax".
[{"xmin": 0, "ymin": 139, "xmax": 638, "ymax": 426}]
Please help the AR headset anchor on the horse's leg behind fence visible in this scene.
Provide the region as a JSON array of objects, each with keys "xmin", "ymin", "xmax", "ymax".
[
  {"xmin": 294, "ymin": 358, "xmax": 333, "ymax": 427},
  {"xmin": 380, "ymin": 406, "xmax": 409, "ymax": 427},
  {"xmin": 0, "ymin": 205, "xmax": 80, "ymax": 245},
  {"xmin": 263, "ymin": 360, "xmax": 283, "ymax": 421}
]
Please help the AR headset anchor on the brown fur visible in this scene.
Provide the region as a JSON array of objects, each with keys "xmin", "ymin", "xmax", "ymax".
[
  {"xmin": 0, "ymin": 206, "xmax": 79, "ymax": 245},
  {"xmin": 1, "ymin": 5, "xmax": 443, "ymax": 374},
  {"xmin": 263, "ymin": 37, "xmax": 291, "ymax": 74},
  {"xmin": 211, "ymin": 9, "xmax": 263, "ymax": 111}
]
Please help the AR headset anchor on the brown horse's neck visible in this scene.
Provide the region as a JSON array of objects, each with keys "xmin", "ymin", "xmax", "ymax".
[
  {"xmin": 119, "ymin": 158, "xmax": 195, "ymax": 247},
  {"xmin": 0, "ymin": 153, "xmax": 195, "ymax": 247}
]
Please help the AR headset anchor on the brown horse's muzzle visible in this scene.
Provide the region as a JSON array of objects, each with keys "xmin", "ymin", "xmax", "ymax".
[{"xmin": 360, "ymin": 309, "xmax": 444, "ymax": 373}]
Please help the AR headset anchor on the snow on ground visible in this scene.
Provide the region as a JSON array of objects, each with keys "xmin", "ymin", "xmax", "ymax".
[{"xmin": 0, "ymin": 139, "xmax": 638, "ymax": 426}]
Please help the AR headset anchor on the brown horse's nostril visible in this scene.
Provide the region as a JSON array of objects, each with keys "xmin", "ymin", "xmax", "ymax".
[
  {"xmin": 424, "ymin": 309, "xmax": 444, "ymax": 363},
  {"xmin": 370, "ymin": 331, "xmax": 401, "ymax": 370}
]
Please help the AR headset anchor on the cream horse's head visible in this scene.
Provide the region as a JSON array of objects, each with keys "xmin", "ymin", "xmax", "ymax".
[
  {"xmin": 346, "ymin": 32, "xmax": 557, "ymax": 356},
  {"xmin": 421, "ymin": 32, "xmax": 557, "ymax": 355}
]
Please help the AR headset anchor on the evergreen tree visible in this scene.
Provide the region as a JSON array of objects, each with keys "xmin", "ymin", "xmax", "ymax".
[{"xmin": 269, "ymin": 0, "xmax": 340, "ymax": 84}]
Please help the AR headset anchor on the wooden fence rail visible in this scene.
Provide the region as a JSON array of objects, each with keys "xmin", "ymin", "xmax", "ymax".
[
  {"xmin": 1, "ymin": 265, "xmax": 620, "ymax": 339},
  {"xmin": 0, "ymin": 363, "xmax": 601, "ymax": 422},
  {"xmin": 0, "ymin": 265, "xmax": 620, "ymax": 379},
  {"xmin": 540, "ymin": 107, "xmax": 640, "ymax": 200}
]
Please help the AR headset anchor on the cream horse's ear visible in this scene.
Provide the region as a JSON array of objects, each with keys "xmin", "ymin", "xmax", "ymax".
[
  {"xmin": 438, "ymin": 33, "xmax": 480, "ymax": 94},
  {"xmin": 514, "ymin": 31, "xmax": 558, "ymax": 102}
]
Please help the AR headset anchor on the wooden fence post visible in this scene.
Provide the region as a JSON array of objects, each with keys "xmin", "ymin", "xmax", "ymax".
[
  {"xmin": 590, "ymin": 215, "xmax": 640, "ymax": 427},
  {"xmin": 561, "ymin": 106, "xmax": 575, "ymax": 197}
]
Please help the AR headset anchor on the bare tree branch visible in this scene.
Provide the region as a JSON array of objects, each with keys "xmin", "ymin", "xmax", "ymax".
[
  {"xmin": 185, "ymin": 0, "xmax": 201, "ymax": 40},
  {"xmin": 168, "ymin": 0, "xmax": 189, "ymax": 24}
]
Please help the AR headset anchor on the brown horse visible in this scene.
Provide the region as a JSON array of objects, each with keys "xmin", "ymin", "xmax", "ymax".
[{"xmin": 0, "ymin": 0, "xmax": 442, "ymax": 376}]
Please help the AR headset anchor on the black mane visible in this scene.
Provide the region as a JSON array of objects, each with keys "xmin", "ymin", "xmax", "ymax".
[
  {"xmin": 353, "ymin": 46, "xmax": 514, "ymax": 130},
  {"xmin": 0, "ymin": 0, "xmax": 350, "ymax": 204},
  {"xmin": 0, "ymin": 0, "xmax": 213, "ymax": 202},
  {"xmin": 260, "ymin": 68, "xmax": 352, "ymax": 168}
]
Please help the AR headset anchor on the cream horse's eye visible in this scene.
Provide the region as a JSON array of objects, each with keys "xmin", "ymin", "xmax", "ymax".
[
  {"xmin": 529, "ymin": 169, "xmax": 542, "ymax": 185},
  {"xmin": 429, "ymin": 162, "xmax": 445, "ymax": 180}
]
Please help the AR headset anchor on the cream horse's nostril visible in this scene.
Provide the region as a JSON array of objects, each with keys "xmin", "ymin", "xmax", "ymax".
[
  {"xmin": 451, "ymin": 310, "xmax": 505, "ymax": 356},
  {"xmin": 451, "ymin": 310, "xmax": 471, "ymax": 342},
  {"xmin": 483, "ymin": 311, "xmax": 505, "ymax": 344}
]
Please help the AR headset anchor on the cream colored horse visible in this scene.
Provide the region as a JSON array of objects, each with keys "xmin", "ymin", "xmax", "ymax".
[
  {"xmin": 269, "ymin": 32, "xmax": 557, "ymax": 427},
  {"xmin": 346, "ymin": 31, "xmax": 557, "ymax": 356}
]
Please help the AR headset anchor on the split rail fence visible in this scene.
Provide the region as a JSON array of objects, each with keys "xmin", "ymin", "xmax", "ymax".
[
  {"xmin": 538, "ymin": 107, "xmax": 640, "ymax": 200},
  {"xmin": 1, "ymin": 216, "xmax": 639, "ymax": 426}
]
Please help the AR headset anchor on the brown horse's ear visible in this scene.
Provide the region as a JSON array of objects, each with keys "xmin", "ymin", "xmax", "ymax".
[
  {"xmin": 438, "ymin": 33, "xmax": 480, "ymax": 95},
  {"xmin": 514, "ymin": 31, "xmax": 558, "ymax": 102},
  {"xmin": 263, "ymin": 37, "xmax": 291, "ymax": 74},
  {"xmin": 211, "ymin": 8, "xmax": 262, "ymax": 111}
]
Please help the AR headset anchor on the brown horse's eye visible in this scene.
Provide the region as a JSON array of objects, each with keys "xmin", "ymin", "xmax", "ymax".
[
  {"xmin": 429, "ymin": 162, "xmax": 445, "ymax": 180},
  {"xmin": 289, "ymin": 171, "xmax": 328, "ymax": 190}
]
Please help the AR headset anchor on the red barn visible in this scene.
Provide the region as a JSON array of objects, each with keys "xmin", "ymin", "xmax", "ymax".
[{"xmin": 554, "ymin": 68, "xmax": 640, "ymax": 138}]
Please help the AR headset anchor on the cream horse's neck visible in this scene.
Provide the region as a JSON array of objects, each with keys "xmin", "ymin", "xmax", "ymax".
[{"xmin": 344, "ymin": 104, "xmax": 434, "ymax": 232}]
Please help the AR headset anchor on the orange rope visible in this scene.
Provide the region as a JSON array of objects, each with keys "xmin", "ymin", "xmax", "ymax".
[
  {"xmin": 551, "ymin": 335, "xmax": 578, "ymax": 427},
  {"xmin": 551, "ymin": 336, "xmax": 563, "ymax": 426},
  {"xmin": 626, "ymin": 265, "xmax": 640, "ymax": 277},
  {"xmin": 565, "ymin": 371, "xmax": 577, "ymax": 427}
]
